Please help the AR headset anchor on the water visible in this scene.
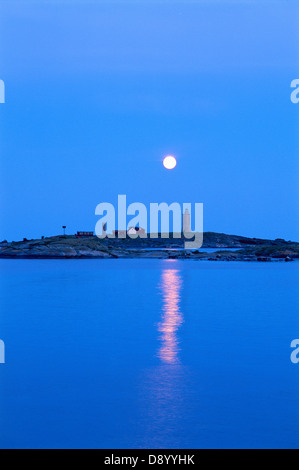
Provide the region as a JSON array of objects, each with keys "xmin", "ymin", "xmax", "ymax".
[{"xmin": 0, "ymin": 259, "xmax": 298, "ymax": 449}]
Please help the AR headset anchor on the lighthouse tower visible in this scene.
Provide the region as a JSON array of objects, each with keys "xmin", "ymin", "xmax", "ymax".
[{"xmin": 183, "ymin": 208, "xmax": 191, "ymax": 233}]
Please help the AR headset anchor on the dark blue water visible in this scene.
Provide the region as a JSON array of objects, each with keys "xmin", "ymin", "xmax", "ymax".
[{"xmin": 0, "ymin": 259, "xmax": 298, "ymax": 449}]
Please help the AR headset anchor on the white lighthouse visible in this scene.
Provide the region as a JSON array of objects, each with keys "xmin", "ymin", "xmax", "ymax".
[{"xmin": 183, "ymin": 208, "xmax": 191, "ymax": 234}]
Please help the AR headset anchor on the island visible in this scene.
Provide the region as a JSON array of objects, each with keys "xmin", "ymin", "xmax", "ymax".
[{"xmin": 0, "ymin": 232, "xmax": 298, "ymax": 261}]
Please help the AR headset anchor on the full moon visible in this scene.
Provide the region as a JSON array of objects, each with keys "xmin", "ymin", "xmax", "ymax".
[{"xmin": 163, "ymin": 155, "xmax": 177, "ymax": 170}]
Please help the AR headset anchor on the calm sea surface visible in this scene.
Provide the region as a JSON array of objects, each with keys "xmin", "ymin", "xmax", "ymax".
[{"xmin": 0, "ymin": 259, "xmax": 298, "ymax": 449}]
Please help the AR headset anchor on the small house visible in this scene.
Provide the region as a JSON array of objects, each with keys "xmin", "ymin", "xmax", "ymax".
[{"xmin": 76, "ymin": 231, "xmax": 94, "ymax": 238}]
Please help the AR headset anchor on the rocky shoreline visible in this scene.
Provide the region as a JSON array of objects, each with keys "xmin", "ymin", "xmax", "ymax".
[{"xmin": 0, "ymin": 233, "xmax": 298, "ymax": 262}]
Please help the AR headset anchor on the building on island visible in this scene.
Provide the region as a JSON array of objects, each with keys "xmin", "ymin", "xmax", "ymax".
[
  {"xmin": 183, "ymin": 209, "xmax": 191, "ymax": 233},
  {"xmin": 111, "ymin": 227, "xmax": 146, "ymax": 237},
  {"xmin": 76, "ymin": 231, "xmax": 94, "ymax": 238},
  {"xmin": 127, "ymin": 226, "xmax": 146, "ymax": 236}
]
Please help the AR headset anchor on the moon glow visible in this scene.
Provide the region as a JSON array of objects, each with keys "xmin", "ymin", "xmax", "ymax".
[{"xmin": 163, "ymin": 155, "xmax": 177, "ymax": 170}]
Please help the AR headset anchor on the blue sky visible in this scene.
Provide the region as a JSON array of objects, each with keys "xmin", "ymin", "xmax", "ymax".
[{"xmin": 0, "ymin": 0, "xmax": 298, "ymax": 241}]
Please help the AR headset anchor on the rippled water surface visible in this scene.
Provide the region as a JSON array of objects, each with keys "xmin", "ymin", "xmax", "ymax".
[{"xmin": 0, "ymin": 259, "xmax": 298, "ymax": 448}]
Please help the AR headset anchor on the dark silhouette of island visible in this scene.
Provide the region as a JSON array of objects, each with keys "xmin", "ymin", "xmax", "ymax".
[{"xmin": 0, "ymin": 232, "xmax": 298, "ymax": 261}]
